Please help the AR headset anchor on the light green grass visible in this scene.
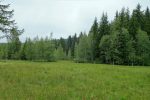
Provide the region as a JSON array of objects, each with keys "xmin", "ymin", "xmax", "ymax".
[{"xmin": 0, "ymin": 61, "xmax": 150, "ymax": 100}]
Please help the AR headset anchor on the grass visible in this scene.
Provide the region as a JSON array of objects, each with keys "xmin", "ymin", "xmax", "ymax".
[{"xmin": 0, "ymin": 60, "xmax": 150, "ymax": 100}]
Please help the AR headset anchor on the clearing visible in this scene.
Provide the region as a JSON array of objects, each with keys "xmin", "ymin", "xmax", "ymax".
[{"xmin": 0, "ymin": 61, "xmax": 150, "ymax": 100}]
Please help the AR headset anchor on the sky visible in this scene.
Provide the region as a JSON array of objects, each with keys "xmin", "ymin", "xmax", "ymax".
[{"xmin": 1, "ymin": 0, "xmax": 150, "ymax": 42}]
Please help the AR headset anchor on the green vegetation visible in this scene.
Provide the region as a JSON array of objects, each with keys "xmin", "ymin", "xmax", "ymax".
[
  {"xmin": 0, "ymin": 61, "xmax": 150, "ymax": 100},
  {"xmin": 1, "ymin": 3, "xmax": 150, "ymax": 66},
  {"xmin": 0, "ymin": 1, "xmax": 150, "ymax": 100}
]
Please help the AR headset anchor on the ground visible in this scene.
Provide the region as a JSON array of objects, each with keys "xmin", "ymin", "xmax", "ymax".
[{"xmin": 0, "ymin": 60, "xmax": 150, "ymax": 100}]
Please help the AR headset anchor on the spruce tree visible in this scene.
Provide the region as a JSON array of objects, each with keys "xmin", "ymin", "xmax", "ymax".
[
  {"xmin": 7, "ymin": 28, "xmax": 22, "ymax": 59},
  {"xmin": 89, "ymin": 18, "xmax": 99, "ymax": 61},
  {"xmin": 144, "ymin": 7, "xmax": 150, "ymax": 38},
  {"xmin": 99, "ymin": 13, "xmax": 110, "ymax": 37},
  {"xmin": 112, "ymin": 28, "xmax": 130, "ymax": 65},
  {"xmin": 0, "ymin": 3, "xmax": 22, "ymax": 39}
]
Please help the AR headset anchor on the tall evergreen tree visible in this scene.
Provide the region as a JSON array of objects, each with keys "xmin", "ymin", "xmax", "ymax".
[
  {"xmin": 7, "ymin": 28, "xmax": 22, "ymax": 59},
  {"xmin": 0, "ymin": 2, "xmax": 23, "ymax": 40},
  {"xmin": 119, "ymin": 8, "xmax": 126, "ymax": 29},
  {"xmin": 144, "ymin": 7, "xmax": 150, "ymax": 38},
  {"xmin": 135, "ymin": 4, "xmax": 145, "ymax": 30},
  {"xmin": 20, "ymin": 41, "xmax": 27, "ymax": 60},
  {"xmin": 66, "ymin": 35, "xmax": 72, "ymax": 55},
  {"xmin": 70, "ymin": 34, "xmax": 77, "ymax": 58},
  {"xmin": 25, "ymin": 38, "xmax": 34, "ymax": 60},
  {"xmin": 125, "ymin": 8, "xmax": 130, "ymax": 29},
  {"xmin": 129, "ymin": 11, "xmax": 139, "ymax": 40},
  {"xmin": 99, "ymin": 13, "xmax": 110, "ymax": 37},
  {"xmin": 89, "ymin": 18, "xmax": 99, "ymax": 61},
  {"xmin": 112, "ymin": 28, "xmax": 130, "ymax": 65},
  {"xmin": 0, "ymin": 3, "xmax": 14, "ymax": 39},
  {"xmin": 115, "ymin": 11, "xmax": 119, "ymax": 19}
]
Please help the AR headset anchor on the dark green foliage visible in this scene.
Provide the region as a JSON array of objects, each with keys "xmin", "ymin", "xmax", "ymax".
[
  {"xmin": 99, "ymin": 29, "xmax": 132, "ymax": 65},
  {"xmin": 24, "ymin": 38, "xmax": 34, "ymax": 60},
  {"xmin": 0, "ymin": 43, "xmax": 7, "ymax": 59},
  {"xmin": 0, "ymin": 4, "xmax": 14, "ymax": 38},
  {"xmin": 98, "ymin": 13, "xmax": 110, "ymax": 62},
  {"xmin": 0, "ymin": 2, "xmax": 23, "ymax": 60},
  {"xmin": 135, "ymin": 30, "xmax": 150, "ymax": 65},
  {"xmin": 89, "ymin": 18, "xmax": 99, "ymax": 61},
  {"xmin": 74, "ymin": 4, "xmax": 150, "ymax": 66},
  {"xmin": 19, "ymin": 42, "xmax": 27, "ymax": 60},
  {"xmin": 113, "ymin": 8, "xmax": 130, "ymax": 31},
  {"xmin": 66, "ymin": 36, "xmax": 72, "ymax": 55},
  {"xmin": 0, "ymin": 3, "xmax": 149, "ymax": 66},
  {"xmin": 99, "ymin": 13, "xmax": 110, "ymax": 37},
  {"xmin": 129, "ymin": 4, "xmax": 145, "ymax": 39},
  {"xmin": 112, "ymin": 28, "xmax": 130, "ymax": 65},
  {"xmin": 144, "ymin": 7, "xmax": 150, "ymax": 38},
  {"xmin": 0, "ymin": 2, "xmax": 23, "ymax": 40},
  {"xmin": 7, "ymin": 28, "xmax": 22, "ymax": 59},
  {"xmin": 71, "ymin": 34, "xmax": 77, "ymax": 58},
  {"xmin": 99, "ymin": 35, "xmax": 111, "ymax": 64},
  {"xmin": 129, "ymin": 13, "xmax": 139, "ymax": 40},
  {"xmin": 135, "ymin": 4, "xmax": 145, "ymax": 30}
]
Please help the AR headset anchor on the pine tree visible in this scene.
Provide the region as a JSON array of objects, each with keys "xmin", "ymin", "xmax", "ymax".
[
  {"xmin": 115, "ymin": 11, "xmax": 119, "ymax": 19},
  {"xmin": 74, "ymin": 42, "xmax": 79, "ymax": 62},
  {"xmin": 112, "ymin": 28, "xmax": 130, "ymax": 65},
  {"xmin": 89, "ymin": 18, "xmax": 99, "ymax": 61},
  {"xmin": 59, "ymin": 37, "xmax": 66, "ymax": 52},
  {"xmin": 135, "ymin": 4, "xmax": 145, "ymax": 30},
  {"xmin": 25, "ymin": 38, "xmax": 34, "ymax": 60},
  {"xmin": 0, "ymin": 3, "xmax": 22, "ymax": 39},
  {"xmin": 125, "ymin": 8, "xmax": 130, "ymax": 29},
  {"xmin": 7, "ymin": 28, "xmax": 22, "ymax": 59},
  {"xmin": 20, "ymin": 41, "xmax": 27, "ymax": 60},
  {"xmin": 144, "ymin": 7, "xmax": 150, "ymax": 38},
  {"xmin": 119, "ymin": 8, "xmax": 126, "ymax": 29},
  {"xmin": 71, "ymin": 34, "xmax": 77, "ymax": 58},
  {"xmin": 99, "ymin": 13, "xmax": 110, "ymax": 38},
  {"xmin": 129, "ymin": 11, "xmax": 139, "ymax": 40},
  {"xmin": 66, "ymin": 35, "xmax": 72, "ymax": 55}
]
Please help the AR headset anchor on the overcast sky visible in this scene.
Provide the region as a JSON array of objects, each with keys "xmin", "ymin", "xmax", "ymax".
[{"xmin": 1, "ymin": 0, "xmax": 150, "ymax": 42}]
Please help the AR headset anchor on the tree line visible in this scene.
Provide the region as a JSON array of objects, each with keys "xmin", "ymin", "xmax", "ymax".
[
  {"xmin": 75, "ymin": 4, "xmax": 150, "ymax": 66},
  {"xmin": 0, "ymin": 3, "xmax": 150, "ymax": 66}
]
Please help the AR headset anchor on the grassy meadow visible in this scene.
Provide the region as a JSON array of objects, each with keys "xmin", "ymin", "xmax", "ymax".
[{"xmin": 0, "ymin": 61, "xmax": 150, "ymax": 100}]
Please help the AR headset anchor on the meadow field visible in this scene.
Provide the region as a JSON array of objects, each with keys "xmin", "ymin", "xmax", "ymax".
[{"xmin": 0, "ymin": 61, "xmax": 150, "ymax": 100}]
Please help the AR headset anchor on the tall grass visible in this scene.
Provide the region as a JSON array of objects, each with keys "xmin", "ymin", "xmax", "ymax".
[{"xmin": 0, "ymin": 61, "xmax": 149, "ymax": 100}]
